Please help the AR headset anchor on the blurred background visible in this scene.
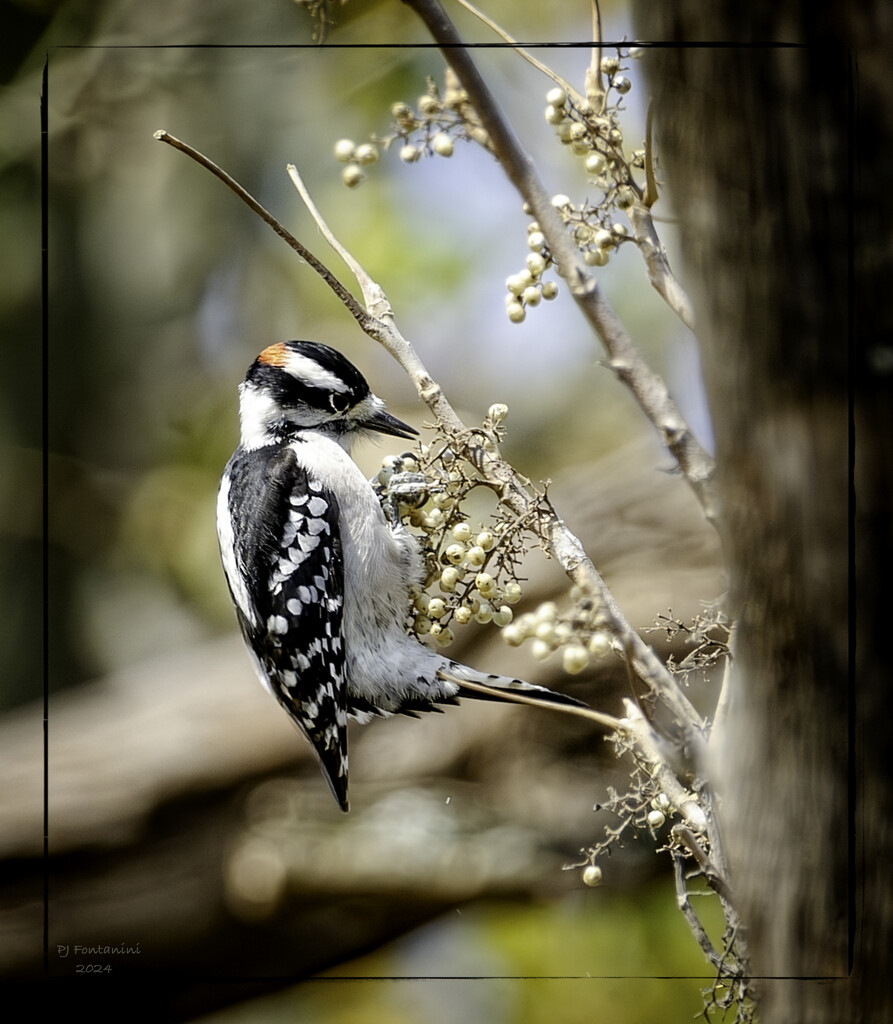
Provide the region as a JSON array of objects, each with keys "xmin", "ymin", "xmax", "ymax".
[{"xmin": 1, "ymin": 0, "xmax": 724, "ymax": 1019}]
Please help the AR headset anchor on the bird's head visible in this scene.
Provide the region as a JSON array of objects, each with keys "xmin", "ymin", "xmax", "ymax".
[{"xmin": 238, "ymin": 340, "xmax": 417, "ymax": 450}]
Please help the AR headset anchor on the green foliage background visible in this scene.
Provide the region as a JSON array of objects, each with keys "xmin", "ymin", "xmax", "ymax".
[{"xmin": 199, "ymin": 882, "xmax": 722, "ymax": 1023}]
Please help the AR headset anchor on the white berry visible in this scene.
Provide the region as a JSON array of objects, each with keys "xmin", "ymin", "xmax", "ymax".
[
  {"xmin": 432, "ymin": 133, "xmax": 454, "ymax": 157},
  {"xmin": 502, "ymin": 623, "xmax": 525, "ymax": 646},
  {"xmin": 506, "ymin": 274, "xmax": 526, "ymax": 296},
  {"xmin": 584, "ymin": 249, "xmax": 609, "ymax": 267},
  {"xmin": 474, "ymin": 602, "xmax": 493, "ymax": 624},
  {"xmin": 334, "ymin": 139, "xmax": 356, "ymax": 162},
  {"xmin": 476, "ymin": 529, "xmax": 496, "ymax": 550},
  {"xmin": 445, "ymin": 543, "xmax": 466, "ymax": 565},
  {"xmin": 562, "ymin": 644, "xmax": 590, "ymax": 675},
  {"xmin": 341, "ymin": 164, "xmax": 363, "ymax": 188},
  {"xmin": 531, "ymin": 638, "xmax": 552, "ymax": 660},
  {"xmin": 492, "ymin": 605, "xmax": 513, "ymax": 627},
  {"xmin": 506, "ymin": 301, "xmax": 526, "ymax": 324},
  {"xmin": 582, "ymin": 864, "xmax": 603, "ymax": 887},
  {"xmin": 466, "ymin": 545, "xmax": 486, "ymax": 567},
  {"xmin": 588, "ymin": 631, "xmax": 611, "ymax": 657},
  {"xmin": 585, "ymin": 152, "xmax": 607, "ymax": 176},
  {"xmin": 535, "ymin": 601, "xmax": 558, "ymax": 622},
  {"xmin": 434, "ymin": 626, "xmax": 454, "ymax": 648},
  {"xmin": 600, "ymin": 56, "xmax": 620, "ymax": 76},
  {"xmin": 526, "ymin": 252, "xmax": 547, "ymax": 277},
  {"xmin": 354, "ymin": 143, "xmax": 380, "ymax": 165},
  {"xmin": 451, "ymin": 522, "xmax": 472, "ymax": 543}
]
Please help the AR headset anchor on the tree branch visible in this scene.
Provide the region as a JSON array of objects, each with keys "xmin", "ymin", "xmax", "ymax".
[
  {"xmin": 585, "ymin": 0, "xmax": 606, "ymax": 109},
  {"xmin": 400, "ymin": 0, "xmax": 717, "ymax": 524},
  {"xmin": 673, "ymin": 853, "xmax": 723, "ymax": 969},
  {"xmin": 627, "ymin": 202, "xmax": 696, "ymax": 331}
]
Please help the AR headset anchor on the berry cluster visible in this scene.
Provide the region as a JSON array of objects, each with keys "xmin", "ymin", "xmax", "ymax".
[
  {"xmin": 504, "ymin": 48, "xmax": 648, "ymax": 323},
  {"xmin": 504, "ymin": 221, "xmax": 560, "ymax": 324},
  {"xmin": 571, "ymin": 755, "xmax": 707, "ymax": 887},
  {"xmin": 545, "ymin": 52, "xmax": 642, "ymax": 178},
  {"xmin": 376, "ymin": 405, "xmax": 541, "ymax": 649},
  {"xmin": 334, "ymin": 68, "xmax": 491, "ymax": 189},
  {"xmin": 501, "ymin": 590, "xmax": 614, "ymax": 676}
]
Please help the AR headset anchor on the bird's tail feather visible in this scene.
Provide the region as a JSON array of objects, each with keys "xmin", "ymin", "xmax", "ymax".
[
  {"xmin": 440, "ymin": 662, "xmax": 587, "ymax": 712},
  {"xmin": 438, "ymin": 663, "xmax": 621, "ymax": 730}
]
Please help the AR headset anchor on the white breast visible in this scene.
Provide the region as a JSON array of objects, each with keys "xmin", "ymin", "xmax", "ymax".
[{"xmin": 289, "ymin": 434, "xmax": 446, "ymax": 709}]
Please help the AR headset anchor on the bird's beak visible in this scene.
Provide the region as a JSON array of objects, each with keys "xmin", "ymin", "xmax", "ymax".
[{"xmin": 363, "ymin": 406, "xmax": 418, "ymax": 440}]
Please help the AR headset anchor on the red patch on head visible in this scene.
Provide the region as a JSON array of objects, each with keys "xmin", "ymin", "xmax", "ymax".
[{"xmin": 257, "ymin": 343, "xmax": 288, "ymax": 367}]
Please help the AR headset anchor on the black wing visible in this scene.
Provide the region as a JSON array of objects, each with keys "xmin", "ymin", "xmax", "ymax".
[{"xmin": 226, "ymin": 445, "xmax": 349, "ymax": 811}]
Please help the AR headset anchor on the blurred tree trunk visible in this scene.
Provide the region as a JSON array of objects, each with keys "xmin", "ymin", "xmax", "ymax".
[{"xmin": 633, "ymin": 3, "xmax": 891, "ymax": 1021}]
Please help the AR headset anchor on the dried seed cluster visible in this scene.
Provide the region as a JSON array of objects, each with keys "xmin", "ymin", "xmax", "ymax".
[
  {"xmin": 334, "ymin": 68, "xmax": 492, "ymax": 188},
  {"xmin": 375, "ymin": 405, "xmax": 542, "ymax": 649}
]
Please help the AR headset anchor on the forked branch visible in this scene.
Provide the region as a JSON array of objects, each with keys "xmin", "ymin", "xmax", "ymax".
[{"xmin": 402, "ymin": 0, "xmax": 716, "ymax": 522}]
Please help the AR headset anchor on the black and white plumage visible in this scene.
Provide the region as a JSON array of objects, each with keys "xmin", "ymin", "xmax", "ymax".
[{"xmin": 217, "ymin": 340, "xmax": 586, "ymax": 811}]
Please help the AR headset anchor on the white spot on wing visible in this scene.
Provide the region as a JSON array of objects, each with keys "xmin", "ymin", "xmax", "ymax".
[
  {"xmin": 306, "ymin": 517, "xmax": 328, "ymax": 536},
  {"xmin": 307, "ymin": 496, "xmax": 328, "ymax": 517}
]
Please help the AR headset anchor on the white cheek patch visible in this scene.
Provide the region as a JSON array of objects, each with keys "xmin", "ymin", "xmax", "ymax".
[{"xmin": 238, "ymin": 384, "xmax": 282, "ymax": 449}]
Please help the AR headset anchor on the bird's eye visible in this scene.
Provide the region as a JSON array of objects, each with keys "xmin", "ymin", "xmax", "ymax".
[{"xmin": 328, "ymin": 391, "xmax": 351, "ymax": 414}]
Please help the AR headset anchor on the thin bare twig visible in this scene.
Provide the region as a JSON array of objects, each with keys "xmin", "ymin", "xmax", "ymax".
[
  {"xmin": 709, "ymin": 620, "xmax": 737, "ymax": 749},
  {"xmin": 585, "ymin": 0, "xmax": 605, "ymax": 109},
  {"xmin": 673, "ymin": 854, "xmax": 723, "ymax": 968},
  {"xmin": 672, "ymin": 823, "xmax": 735, "ymax": 906},
  {"xmin": 627, "ymin": 202, "xmax": 696, "ymax": 331},
  {"xmin": 643, "ymin": 99, "xmax": 659, "ymax": 208},
  {"xmin": 286, "ymin": 163, "xmax": 390, "ymax": 319},
  {"xmin": 153, "ymin": 130, "xmax": 366, "ymax": 326},
  {"xmin": 621, "ymin": 699, "xmax": 707, "ymax": 830},
  {"xmin": 452, "ymin": 0, "xmax": 586, "ymax": 107}
]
